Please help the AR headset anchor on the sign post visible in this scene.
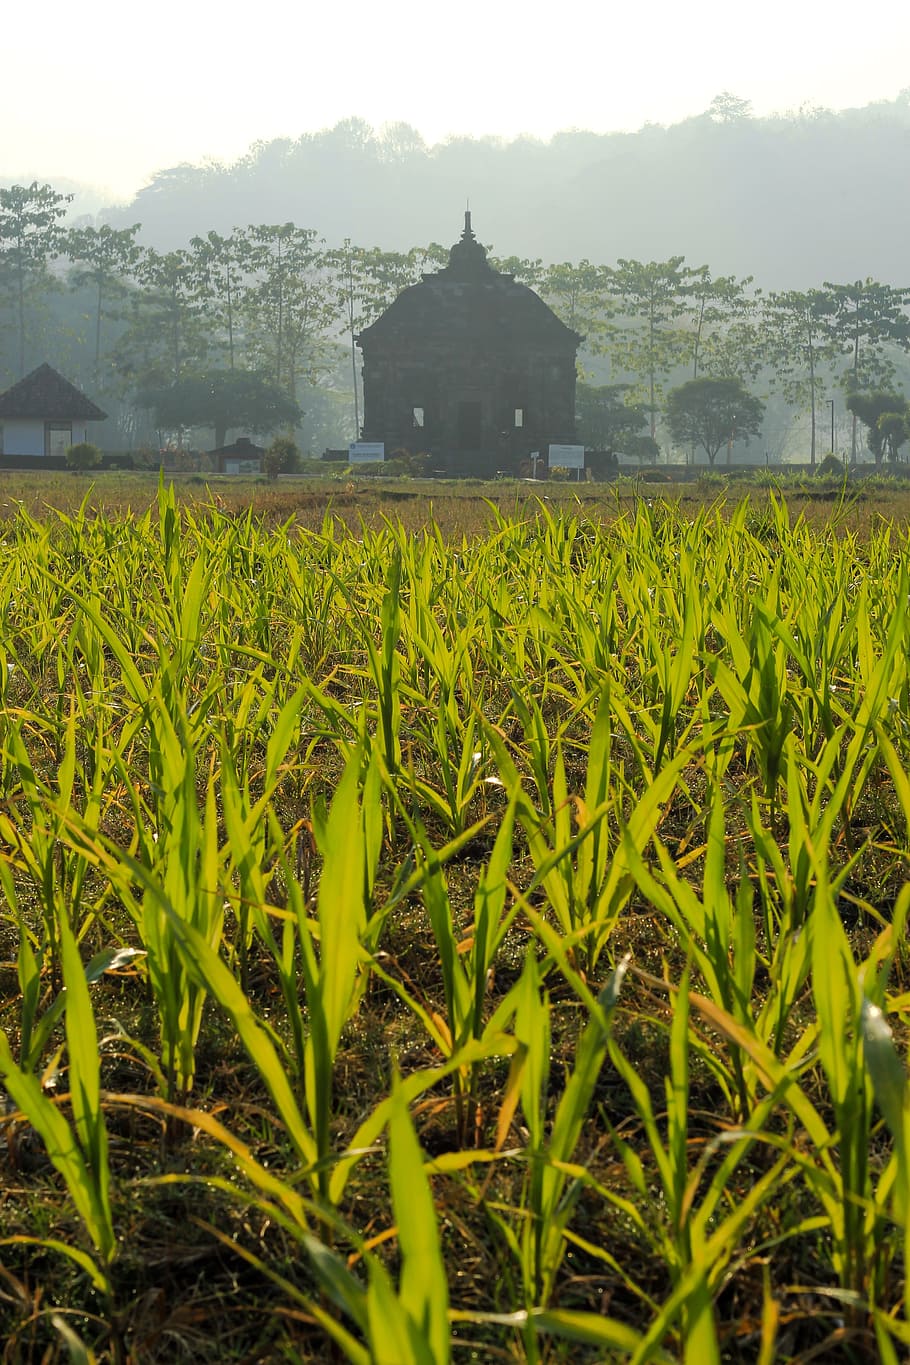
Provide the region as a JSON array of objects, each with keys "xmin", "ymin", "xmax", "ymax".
[
  {"xmin": 547, "ymin": 444, "xmax": 585, "ymax": 480},
  {"xmin": 348, "ymin": 442, "xmax": 385, "ymax": 464}
]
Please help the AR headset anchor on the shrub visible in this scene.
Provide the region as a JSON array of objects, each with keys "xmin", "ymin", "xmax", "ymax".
[
  {"xmin": 816, "ymin": 453, "xmax": 845, "ymax": 477},
  {"xmin": 65, "ymin": 442, "xmax": 102, "ymax": 471},
  {"xmin": 264, "ymin": 435, "xmax": 299, "ymax": 480}
]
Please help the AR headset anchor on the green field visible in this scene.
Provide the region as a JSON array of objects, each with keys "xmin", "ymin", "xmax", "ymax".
[{"xmin": 0, "ymin": 477, "xmax": 908, "ymax": 1362}]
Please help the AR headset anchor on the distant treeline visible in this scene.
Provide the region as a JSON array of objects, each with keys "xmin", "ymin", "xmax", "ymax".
[
  {"xmin": 1, "ymin": 174, "xmax": 910, "ymax": 462},
  {"xmin": 98, "ymin": 96, "xmax": 910, "ymax": 289}
]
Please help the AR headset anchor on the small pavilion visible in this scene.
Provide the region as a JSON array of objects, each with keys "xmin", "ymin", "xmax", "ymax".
[
  {"xmin": 207, "ymin": 436, "xmax": 265, "ymax": 475},
  {"xmin": 0, "ymin": 363, "xmax": 107, "ymax": 458}
]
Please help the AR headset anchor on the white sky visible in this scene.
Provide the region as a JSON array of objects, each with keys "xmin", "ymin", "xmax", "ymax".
[{"xmin": 3, "ymin": 0, "xmax": 908, "ymax": 202}]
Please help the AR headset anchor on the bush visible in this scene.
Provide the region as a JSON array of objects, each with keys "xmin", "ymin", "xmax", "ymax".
[
  {"xmin": 383, "ymin": 450, "xmax": 431, "ymax": 477},
  {"xmin": 65, "ymin": 441, "xmax": 102, "ymax": 471},
  {"xmin": 264, "ymin": 435, "xmax": 299, "ymax": 480},
  {"xmin": 816, "ymin": 453, "xmax": 845, "ymax": 477}
]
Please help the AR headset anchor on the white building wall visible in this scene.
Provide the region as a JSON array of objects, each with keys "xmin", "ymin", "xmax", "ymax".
[
  {"xmin": 2, "ymin": 419, "xmax": 45, "ymax": 455},
  {"xmin": 0, "ymin": 418, "xmax": 99, "ymax": 456}
]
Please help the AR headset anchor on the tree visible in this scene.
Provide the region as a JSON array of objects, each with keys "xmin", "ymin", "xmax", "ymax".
[
  {"xmin": 762, "ymin": 289, "xmax": 838, "ymax": 466},
  {"xmin": 539, "ymin": 260, "xmax": 611, "ymax": 352},
  {"xmin": 707, "ymin": 92, "xmax": 753, "ymax": 123},
  {"xmin": 0, "ymin": 183, "xmax": 72, "ymax": 377},
  {"xmin": 822, "ymin": 279, "xmax": 910, "ymax": 461},
  {"xmin": 116, "ymin": 247, "xmax": 207, "ymax": 391},
  {"xmin": 64, "ymin": 223, "xmax": 142, "ymax": 389},
  {"xmin": 846, "ymin": 389, "xmax": 910, "ymax": 465},
  {"xmin": 138, "ymin": 369, "xmax": 301, "ymax": 449},
  {"xmin": 242, "ymin": 225, "xmax": 335, "ymax": 401},
  {"xmin": 325, "ymin": 239, "xmax": 374, "ymax": 438},
  {"xmin": 488, "ymin": 253, "xmax": 544, "ymax": 288},
  {"xmin": 606, "ymin": 258, "xmax": 693, "ymax": 437},
  {"xmin": 576, "ymin": 382, "xmax": 650, "ymax": 461},
  {"xmin": 877, "ymin": 411, "xmax": 910, "ymax": 464},
  {"xmin": 188, "ymin": 229, "xmax": 249, "ymax": 372},
  {"xmin": 666, "ymin": 377, "xmax": 764, "ymax": 465},
  {"xmin": 686, "ymin": 268, "xmax": 758, "ymax": 379}
]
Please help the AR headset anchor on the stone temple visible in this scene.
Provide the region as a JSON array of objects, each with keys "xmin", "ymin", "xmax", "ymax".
[{"xmin": 357, "ymin": 214, "xmax": 581, "ymax": 475}]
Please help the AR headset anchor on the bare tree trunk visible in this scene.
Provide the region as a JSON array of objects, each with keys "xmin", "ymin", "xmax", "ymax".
[
  {"xmin": 17, "ymin": 252, "xmax": 26, "ymax": 378},
  {"xmin": 348, "ymin": 255, "xmax": 360, "ymax": 437},
  {"xmin": 95, "ymin": 277, "xmax": 104, "ymax": 390}
]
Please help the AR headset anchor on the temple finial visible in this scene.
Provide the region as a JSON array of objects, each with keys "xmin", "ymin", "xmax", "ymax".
[{"xmin": 446, "ymin": 204, "xmax": 490, "ymax": 276}]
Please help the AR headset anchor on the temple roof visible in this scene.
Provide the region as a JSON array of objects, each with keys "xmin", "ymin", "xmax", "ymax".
[
  {"xmin": 0, "ymin": 363, "xmax": 108, "ymax": 420},
  {"xmin": 358, "ymin": 215, "xmax": 581, "ymax": 352}
]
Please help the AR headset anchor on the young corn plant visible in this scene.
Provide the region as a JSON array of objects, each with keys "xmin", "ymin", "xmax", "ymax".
[
  {"xmin": 688, "ymin": 877, "xmax": 910, "ymax": 1340},
  {"xmin": 620, "ymin": 793, "xmax": 768, "ymax": 1117},
  {"xmin": 137, "ymin": 1068, "xmax": 456, "ymax": 1364},
  {"xmin": 292, "ymin": 747, "xmax": 382, "ymax": 1195},
  {"xmin": 359, "ymin": 549, "xmax": 403, "ymax": 776},
  {"xmin": 151, "ymin": 747, "xmax": 383, "ymax": 1199},
  {"xmin": 601, "ymin": 969, "xmax": 800, "ymax": 1365},
  {"xmin": 501, "ymin": 949, "xmax": 630, "ymax": 1321},
  {"xmin": 216, "ymin": 679, "xmax": 309, "ymax": 988},
  {"xmin": 807, "ymin": 862, "xmax": 907, "ymax": 1323},
  {"xmin": 0, "ymin": 707, "xmax": 110, "ymax": 989},
  {"xmin": 0, "ymin": 908, "xmax": 116, "ymax": 1302},
  {"xmin": 488, "ymin": 695, "xmax": 691, "ymax": 973},
  {"xmin": 706, "ymin": 588, "xmax": 795, "ymax": 816},
  {"xmin": 370, "ymin": 787, "xmax": 521, "ymax": 1146},
  {"xmin": 301, "ymin": 1072, "xmax": 453, "ymax": 1365},
  {"xmin": 860, "ymin": 909, "xmax": 910, "ymax": 1359}
]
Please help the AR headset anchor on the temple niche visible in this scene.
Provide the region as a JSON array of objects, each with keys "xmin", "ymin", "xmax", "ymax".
[{"xmin": 357, "ymin": 214, "xmax": 581, "ymax": 475}]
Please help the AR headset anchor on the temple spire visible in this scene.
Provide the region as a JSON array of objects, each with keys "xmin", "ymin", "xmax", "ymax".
[{"xmin": 446, "ymin": 207, "xmax": 490, "ymax": 278}]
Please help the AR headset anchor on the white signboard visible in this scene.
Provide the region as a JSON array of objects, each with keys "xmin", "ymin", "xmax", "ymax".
[
  {"xmin": 349, "ymin": 441, "xmax": 385, "ymax": 463},
  {"xmin": 548, "ymin": 443, "xmax": 585, "ymax": 469}
]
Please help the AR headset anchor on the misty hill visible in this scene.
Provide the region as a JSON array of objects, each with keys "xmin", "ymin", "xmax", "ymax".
[{"xmin": 100, "ymin": 95, "xmax": 910, "ymax": 290}]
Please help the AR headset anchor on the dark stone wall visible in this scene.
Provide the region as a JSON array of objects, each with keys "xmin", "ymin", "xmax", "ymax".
[{"xmin": 361, "ymin": 339, "xmax": 578, "ymax": 474}]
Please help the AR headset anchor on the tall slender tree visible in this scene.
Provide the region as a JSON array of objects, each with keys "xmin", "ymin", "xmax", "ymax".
[
  {"xmin": 115, "ymin": 247, "xmax": 207, "ymax": 391},
  {"xmin": 64, "ymin": 223, "xmax": 142, "ymax": 390},
  {"xmin": 685, "ymin": 267, "xmax": 757, "ymax": 379},
  {"xmin": 189, "ymin": 230, "xmax": 247, "ymax": 371},
  {"xmin": 539, "ymin": 260, "xmax": 611, "ymax": 355},
  {"xmin": 606, "ymin": 258, "xmax": 693, "ymax": 436},
  {"xmin": 762, "ymin": 289, "xmax": 838, "ymax": 466},
  {"xmin": 0, "ymin": 182, "xmax": 72, "ymax": 377},
  {"xmin": 242, "ymin": 225, "xmax": 335, "ymax": 401},
  {"xmin": 822, "ymin": 278, "xmax": 910, "ymax": 461}
]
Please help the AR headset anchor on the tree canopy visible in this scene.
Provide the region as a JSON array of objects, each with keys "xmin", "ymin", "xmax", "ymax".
[
  {"xmin": 575, "ymin": 382, "xmax": 654, "ymax": 466},
  {"xmin": 666, "ymin": 377, "xmax": 765, "ymax": 465},
  {"xmin": 138, "ymin": 370, "xmax": 301, "ymax": 449},
  {"xmin": 846, "ymin": 389, "xmax": 910, "ymax": 464}
]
